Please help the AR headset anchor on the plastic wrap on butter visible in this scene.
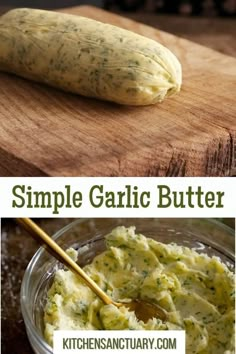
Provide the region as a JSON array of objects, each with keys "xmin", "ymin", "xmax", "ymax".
[{"xmin": 0, "ymin": 8, "xmax": 182, "ymax": 105}]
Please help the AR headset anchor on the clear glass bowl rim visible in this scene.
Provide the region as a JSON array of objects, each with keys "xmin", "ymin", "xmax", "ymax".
[{"xmin": 20, "ymin": 218, "xmax": 235, "ymax": 353}]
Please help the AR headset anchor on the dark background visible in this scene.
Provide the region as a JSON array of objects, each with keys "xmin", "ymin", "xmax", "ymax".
[{"xmin": 0, "ymin": 0, "xmax": 235, "ymax": 15}]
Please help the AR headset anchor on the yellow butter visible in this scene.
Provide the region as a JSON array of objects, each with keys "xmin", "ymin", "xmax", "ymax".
[
  {"xmin": 44, "ymin": 226, "xmax": 234, "ymax": 354},
  {"xmin": 0, "ymin": 8, "xmax": 182, "ymax": 105}
]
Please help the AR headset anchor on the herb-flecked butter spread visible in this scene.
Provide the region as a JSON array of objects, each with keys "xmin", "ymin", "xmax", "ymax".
[
  {"xmin": 44, "ymin": 226, "xmax": 235, "ymax": 354},
  {"xmin": 0, "ymin": 8, "xmax": 182, "ymax": 105}
]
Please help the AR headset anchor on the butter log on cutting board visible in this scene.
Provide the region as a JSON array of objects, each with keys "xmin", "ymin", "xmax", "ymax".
[{"xmin": 0, "ymin": 8, "xmax": 182, "ymax": 105}]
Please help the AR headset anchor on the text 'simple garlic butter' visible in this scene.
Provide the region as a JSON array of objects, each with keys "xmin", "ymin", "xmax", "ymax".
[
  {"xmin": 44, "ymin": 226, "xmax": 235, "ymax": 354},
  {"xmin": 0, "ymin": 9, "xmax": 182, "ymax": 105}
]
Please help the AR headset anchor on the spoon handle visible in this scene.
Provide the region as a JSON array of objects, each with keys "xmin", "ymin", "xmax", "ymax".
[{"xmin": 16, "ymin": 218, "xmax": 114, "ymax": 306}]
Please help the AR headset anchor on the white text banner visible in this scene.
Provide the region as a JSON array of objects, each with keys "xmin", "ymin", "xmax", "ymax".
[
  {"xmin": 0, "ymin": 177, "xmax": 235, "ymax": 217},
  {"xmin": 53, "ymin": 330, "xmax": 186, "ymax": 354}
]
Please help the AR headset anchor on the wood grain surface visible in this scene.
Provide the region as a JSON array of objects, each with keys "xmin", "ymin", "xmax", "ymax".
[{"xmin": 0, "ymin": 5, "xmax": 235, "ymax": 176}]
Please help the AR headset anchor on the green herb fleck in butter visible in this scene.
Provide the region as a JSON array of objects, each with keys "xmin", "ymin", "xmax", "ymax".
[
  {"xmin": 0, "ymin": 8, "xmax": 182, "ymax": 105},
  {"xmin": 44, "ymin": 226, "xmax": 235, "ymax": 354}
]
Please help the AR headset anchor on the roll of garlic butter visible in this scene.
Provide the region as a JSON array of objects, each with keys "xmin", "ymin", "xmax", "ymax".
[{"xmin": 0, "ymin": 8, "xmax": 182, "ymax": 105}]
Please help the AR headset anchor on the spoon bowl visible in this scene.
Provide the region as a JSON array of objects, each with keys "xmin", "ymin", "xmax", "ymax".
[{"xmin": 118, "ymin": 299, "xmax": 167, "ymax": 322}]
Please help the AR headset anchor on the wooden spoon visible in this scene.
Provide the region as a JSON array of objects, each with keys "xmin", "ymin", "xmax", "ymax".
[{"xmin": 16, "ymin": 218, "xmax": 167, "ymax": 323}]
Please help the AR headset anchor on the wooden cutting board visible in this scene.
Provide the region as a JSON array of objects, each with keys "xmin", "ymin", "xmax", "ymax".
[{"xmin": 0, "ymin": 6, "xmax": 235, "ymax": 176}]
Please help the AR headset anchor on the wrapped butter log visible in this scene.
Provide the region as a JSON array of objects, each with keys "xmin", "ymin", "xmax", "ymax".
[{"xmin": 0, "ymin": 8, "xmax": 182, "ymax": 105}]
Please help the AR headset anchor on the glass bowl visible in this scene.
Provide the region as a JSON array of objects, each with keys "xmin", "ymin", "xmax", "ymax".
[{"xmin": 20, "ymin": 218, "xmax": 234, "ymax": 354}]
